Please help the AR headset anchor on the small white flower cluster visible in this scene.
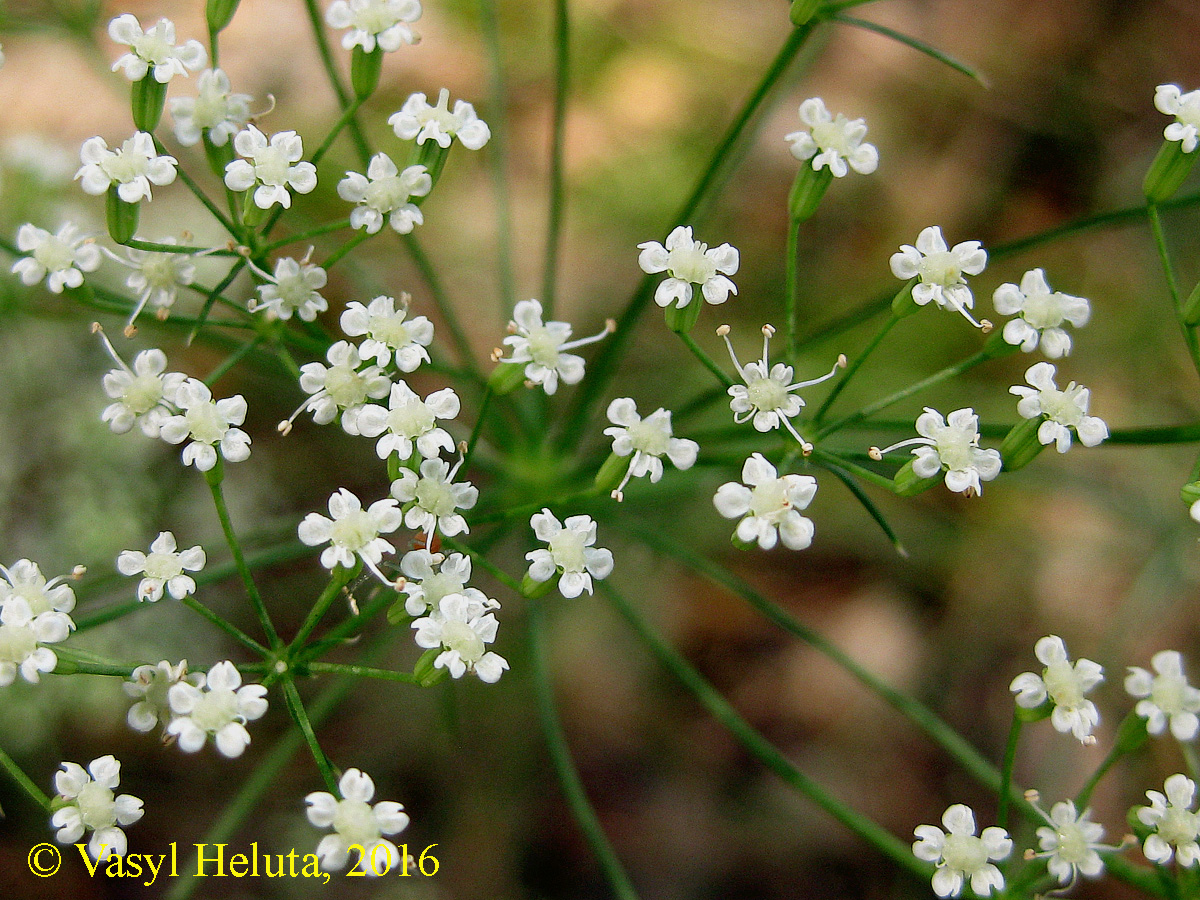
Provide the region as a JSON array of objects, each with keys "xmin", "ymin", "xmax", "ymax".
[
  {"xmin": 117, "ymin": 531, "xmax": 205, "ymax": 602},
  {"xmin": 0, "ymin": 559, "xmax": 77, "ymax": 687},
  {"xmin": 51, "ymin": 756, "xmax": 143, "ymax": 861},
  {"xmin": 494, "ymin": 298, "xmax": 614, "ymax": 395}
]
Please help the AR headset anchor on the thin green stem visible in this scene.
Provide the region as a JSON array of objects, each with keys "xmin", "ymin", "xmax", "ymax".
[
  {"xmin": 305, "ymin": 661, "xmax": 417, "ymax": 683},
  {"xmin": 1076, "ymin": 711, "xmax": 1145, "ymax": 809},
  {"xmin": 179, "ymin": 595, "xmax": 269, "ymax": 655},
  {"xmin": 204, "ymin": 334, "xmax": 265, "ymax": 388},
  {"xmin": 294, "ymin": 584, "xmax": 397, "ymax": 665},
  {"xmin": 463, "ymin": 385, "xmax": 494, "ymax": 473},
  {"xmin": 997, "ymin": 712, "xmax": 1022, "ymax": 830},
  {"xmin": 808, "ymin": 447, "xmax": 896, "ymax": 491},
  {"xmin": 1148, "ymin": 204, "xmax": 1200, "ymax": 381},
  {"xmin": 785, "ymin": 217, "xmax": 802, "ymax": 358},
  {"xmin": 812, "ymin": 312, "xmax": 898, "ymax": 425},
  {"xmin": 280, "ymin": 677, "xmax": 339, "ymax": 793},
  {"xmin": 1185, "ymin": 741, "xmax": 1200, "ymax": 783},
  {"xmin": 677, "ymin": 332, "xmax": 735, "ymax": 388},
  {"xmin": 0, "ymin": 742, "xmax": 52, "ymax": 812},
  {"xmin": 155, "ymin": 136, "xmax": 239, "ymax": 237},
  {"xmin": 311, "ymin": 98, "xmax": 365, "ymax": 166},
  {"xmin": 260, "ymin": 218, "xmax": 353, "ymax": 255},
  {"xmin": 301, "ymin": 0, "xmax": 371, "ymax": 166},
  {"xmin": 831, "ymin": 13, "xmax": 988, "ymax": 85},
  {"xmin": 289, "ymin": 567, "xmax": 355, "ymax": 653},
  {"xmin": 541, "ymin": 0, "xmax": 570, "ymax": 319},
  {"xmin": 322, "ymin": 229, "xmax": 372, "ymax": 270},
  {"xmin": 403, "ymin": 234, "xmax": 482, "ymax": 381},
  {"xmin": 479, "ymin": 0, "xmax": 517, "ymax": 316},
  {"xmin": 441, "ymin": 536, "xmax": 523, "ymax": 594},
  {"xmin": 120, "ymin": 238, "xmax": 238, "ymax": 256}
]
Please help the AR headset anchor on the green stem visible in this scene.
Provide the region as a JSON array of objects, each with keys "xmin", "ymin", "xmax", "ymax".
[
  {"xmin": 305, "ymin": 661, "xmax": 417, "ymax": 683},
  {"xmin": 808, "ymin": 447, "xmax": 896, "ymax": 491},
  {"xmin": 155, "ymin": 136, "xmax": 239, "ymax": 238},
  {"xmin": 280, "ymin": 676, "xmax": 339, "ymax": 793},
  {"xmin": 1148, "ymin": 204, "xmax": 1200, "ymax": 381},
  {"xmin": 785, "ymin": 217, "xmax": 802, "ymax": 358},
  {"xmin": 403, "ymin": 234, "xmax": 482, "ymax": 381},
  {"xmin": 260, "ymin": 218, "xmax": 353, "ymax": 254},
  {"xmin": 322, "ymin": 229, "xmax": 372, "ymax": 270},
  {"xmin": 1184, "ymin": 741, "xmax": 1200, "ymax": 783},
  {"xmin": 440, "ymin": 536, "xmax": 523, "ymax": 594},
  {"xmin": 289, "ymin": 567, "xmax": 355, "ymax": 653},
  {"xmin": 0, "ymin": 742, "xmax": 51, "ymax": 812},
  {"xmin": 812, "ymin": 312, "xmax": 898, "ymax": 425},
  {"xmin": 311, "ymin": 98, "xmax": 364, "ymax": 166},
  {"xmin": 463, "ymin": 385, "xmax": 494, "ymax": 473},
  {"xmin": 997, "ymin": 712, "xmax": 1022, "ymax": 830},
  {"xmin": 120, "ymin": 238, "xmax": 238, "ymax": 256},
  {"xmin": 301, "ymin": 0, "xmax": 371, "ymax": 166},
  {"xmin": 479, "ymin": 0, "xmax": 517, "ymax": 316},
  {"xmin": 294, "ymin": 584, "xmax": 397, "ymax": 665},
  {"xmin": 677, "ymin": 332, "xmax": 735, "ymax": 388},
  {"xmin": 541, "ymin": 0, "xmax": 570, "ymax": 319},
  {"xmin": 204, "ymin": 334, "xmax": 265, "ymax": 388},
  {"xmin": 180, "ymin": 595, "xmax": 269, "ymax": 655}
]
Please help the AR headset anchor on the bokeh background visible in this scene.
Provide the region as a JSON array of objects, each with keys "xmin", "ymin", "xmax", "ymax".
[{"xmin": 3, "ymin": 0, "xmax": 1200, "ymax": 897}]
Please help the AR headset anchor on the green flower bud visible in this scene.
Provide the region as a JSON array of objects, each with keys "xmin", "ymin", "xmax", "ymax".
[
  {"xmin": 1180, "ymin": 481, "xmax": 1200, "ymax": 506},
  {"xmin": 520, "ymin": 570, "xmax": 558, "ymax": 599},
  {"xmin": 410, "ymin": 140, "xmax": 451, "ymax": 196},
  {"xmin": 488, "ymin": 361, "xmax": 529, "ymax": 395},
  {"xmin": 351, "ymin": 46, "xmax": 384, "ymax": 100},
  {"xmin": 386, "ymin": 598, "xmax": 413, "ymax": 627},
  {"xmin": 241, "ymin": 194, "xmax": 268, "ymax": 228},
  {"xmin": 1113, "ymin": 709, "xmax": 1150, "ymax": 757},
  {"xmin": 131, "ymin": 76, "xmax": 169, "ymax": 133},
  {"xmin": 999, "ymin": 415, "xmax": 1046, "ymax": 472},
  {"xmin": 787, "ymin": 163, "xmax": 834, "ymax": 222},
  {"xmin": 789, "ymin": 0, "xmax": 822, "ymax": 27},
  {"xmin": 1144, "ymin": 139, "xmax": 1197, "ymax": 204},
  {"xmin": 892, "ymin": 458, "xmax": 942, "ymax": 497},
  {"xmin": 594, "ymin": 452, "xmax": 631, "ymax": 495},
  {"xmin": 413, "ymin": 647, "xmax": 449, "ymax": 686},
  {"xmin": 663, "ymin": 298, "xmax": 703, "ymax": 334},
  {"xmin": 1014, "ymin": 699, "xmax": 1053, "ymax": 724},
  {"xmin": 207, "ymin": 0, "xmax": 241, "ymax": 32},
  {"xmin": 106, "ymin": 186, "xmax": 140, "ymax": 244}
]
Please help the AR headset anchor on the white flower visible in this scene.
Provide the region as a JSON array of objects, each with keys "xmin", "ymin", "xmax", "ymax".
[
  {"xmin": 603, "ymin": 398, "xmax": 698, "ymax": 500},
  {"xmin": 524, "ymin": 509, "xmax": 614, "ymax": 598},
  {"xmin": 713, "ymin": 453, "xmax": 817, "ymax": 551},
  {"xmin": 104, "ymin": 238, "xmax": 198, "ymax": 329},
  {"xmin": 158, "ymin": 378, "xmax": 251, "ymax": 472},
  {"xmin": 124, "ymin": 659, "xmax": 196, "ymax": 733},
  {"xmin": 872, "ymin": 408, "xmax": 1001, "ymax": 496},
  {"xmin": 0, "ymin": 559, "xmax": 77, "ymax": 617},
  {"xmin": 340, "ymin": 294, "xmax": 434, "ymax": 369},
  {"xmin": 399, "ymin": 550, "xmax": 495, "ymax": 618},
  {"xmin": 1156, "ymin": 84, "xmax": 1200, "ymax": 154},
  {"xmin": 249, "ymin": 256, "xmax": 329, "ymax": 322},
  {"xmin": 50, "ymin": 756, "xmax": 143, "ymax": 860},
  {"xmin": 992, "ymin": 268, "xmax": 1089, "ymax": 358},
  {"xmin": 306, "ymin": 769, "xmax": 410, "ymax": 875},
  {"xmin": 224, "ymin": 126, "xmax": 317, "ymax": 210},
  {"xmin": 637, "ymin": 225, "xmax": 739, "ymax": 309},
  {"xmin": 298, "ymin": 488, "xmax": 403, "ymax": 583},
  {"xmin": 390, "ymin": 457, "xmax": 478, "ymax": 543},
  {"xmin": 166, "ymin": 660, "xmax": 268, "ymax": 758},
  {"xmin": 117, "ymin": 532, "xmax": 206, "ymax": 602},
  {"xmin": 11, "ymin": 222, "xmax": 102, "ymax": 294},
  {"xmin": 286, "ymin": 341, "xmax": 392, "ymax": 434},
  {"xmin": 1009, "ymin": 635, "xmax": 1104, "ymax": 743},
  {"xmin": 1011, "ymin": 362, "xmax": 1108, "ymax": 453},
  {"xmin": 108, "ymin": 14, "xmax": 206, "ymax": 84},
  {"xmin": 890, "ymin": 226, "xmax": 989, "ymax": 328},
  {"xmin": 326, "ymin": 0, "xmax": 422, "ymax": 53},
  {"xmin": 100, "ymin": 346, "xmax": 187, "ymax": 438},
  {"xmin": 338, "ymin": 154, "xmax": 431, "ymax": 235},
  {"xmin": 719, "ymin": 324, "xmax": 843, "ymax": 453},
  {"xmin": 912, "ymin": 804, "xmax": 1012, "ymax": 898},
  {"xmin": 412, "ymin": 593, "xmax": 508, "ymax": 682},
  {"xmin": 356, "ymin": 381, "xmax": 459, "ymax": 461},
  {"xmin": 0, "ymin": 597, "xmax": 73, "ymax": 686},
  {"xmin": 784, "ymin": 97, "xmax": 878, "ymax": 177},
  {"xmin": 498, "ymin": 299, "xmax": 612, "ymax": 395},
  {"xmin": 1126, "ymin": 650, "xmax": 1200, "ymax": 740},
  {"xmin": 389, "ymin": 88, "xmax": 491, "ymax": 150},
  {"xmin": 1029, "ymin": 797, "xmax": 1109, "ymax": 884},
  {"xmin": 76, "ymin": 132, "xmax": 178, "ymax": 203},
  {"xmin": 169, "ymin": 68, "xmax": 252, "ymax": 148},
  {"xmin": 1138, "ymin": 774, "xmax": 1200, "ymax": 866}
]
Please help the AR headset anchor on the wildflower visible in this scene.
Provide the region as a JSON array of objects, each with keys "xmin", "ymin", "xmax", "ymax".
[
  {"xmin": 50, "ymin": 756, "xmax": 143, "ymax": 860},
  {"xmin": 637, "ymin": 226, "xmax": 739, "ymax": 309},
  {"xmin": 1009, "ymin": 635, "xmax": 1104, "ymax": 743},
  {"xmin": 326, "ymin": 0, "xmax": 422, "ymax": 53},
  {"xmin": 298, "ymin": 487, "xmax": 403, "ymax": 583},
  {"xmin": 158, "ymin": 378, "xmax": 251, "ymax": 472},
  {"xmin": 284, "ymin": 341, "xmax": 391, "ymax": 435},
  {"xmin": 912, "ymin": 804, "xmax": 1012, "ymax": 898},
  {"xmin": 870, "ymin": 408, "xmax": 1001, "ymax": 496},
  {"xmin": 992, "ymin": 268, "xmax": 1089, "ymax": 358},
  {"xmin": 108, "ymin": 14, "xmax": 206, "ymax": 83},
  {"xmin": 713, "ymin": 453, "xmax": 817, "ymax": 551},
  {"xmin": 719, "ymin": 324, "xmax": 844, "ymax": 453},
  {"xmin": 124, "ymin": 659, "xmax": 195, "ymax": 733},
  {"xmin": 412, "ymin": 593, "xmax": 508, "ymax": 682},
  {"xmin": 355, "ymin": 381, "xmax": 460, "ymax": 461},
  {"xmin": 398, "ymin": 549, "xmax": 495, "ymax": 618},
  {"xmin": 76, "ymin": 132, "xmax": 178, "ymax": 203},
  {"xmin": 603, "ymin": 398, "xmax": 698, "ymax": 500},
  {"xmin": 306, "ymin": 769, "xmax": 410, "ymax": 875},
  {"xmin": 525, "ymin": 509, "xmax": 614, "ymax": 598},
  {"xmin": 1010, "ymin": 362, "xmax": 1108, "ymax": 453},
  {"xmin": 338, "ymin": 153, "xmax": 431, "ymax": 234},
  {"xmin": 224, "ymin": 125, "xmax": 317, "ymax": 210},
  {"xmin": 166, "ymin": 660, "xmax": 268, "ymax": 758},
  {"xmin": 890, "ymin": 226, "xmax": 989, "ymax": 328},
  {"xmin": 169, "ymin": 68, "xmax": 252, "ymax": 147},
  {"xmin": 391, "ymin": 457, "xmax": 477, "ymax": 543},
  {"xmin": 249, "ymin": 255, "xmax": 329, "ymax": 322},
  {"xmin": 117, "ymin": 532, "xmax": 206, "ymax": 602},
  {"xmin": 0, "ymin": 559, "xmax": 77, "ymax": 617},
  {"xmin": 1126, "ymin": 650, "xmax": 1200, "ymax": 740},
  {"xmin": 497, "ymin": 299, "xmax": 613, "ymax": 395},
  {"xmin": 11, "ymin": 222, "xmax": 102, "ymax": 294},
  {"xmin": 1026, "ymin": 794, "xmax": 1111, "ymax": 885},
  {"xmin": 1156, "ymin": 84, "xmax": 1200, "ymax": 154},
  {"xmin": 104, "ymin": 238, "xmax": 197, "ymax": 329},
  {"xmin": 340, "ymin": 294, "xmax": 434, "ymax": 370},
  {"xmin": 1137, "ymin": 774, "xmax": 1200, "ymax": 866},
  {"xmin": 784, "ymin": 97, "xmax": 878, "ymax": 177},
  {"xmin": 99, "ymin": 342, "xmax": 187, "ymax": 438},
  {"xmin": 390, "ymin": 89, "xmax": 491, "ymax": 150},
  {"xmin": 0, "ymin": 597, "xmax": 73, "ymax": 686}
]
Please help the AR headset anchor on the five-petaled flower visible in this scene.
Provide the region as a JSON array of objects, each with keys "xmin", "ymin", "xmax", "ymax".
[
  {"xmin": 497, "ymin": 298, "xmax": 612, "ymax": 395},
  {"xmin": 249, "ymin": 255, "xmax": 329, "ymax": 322},
  {"xmin": 0, "ymin": 559, "xmax": 77, "ymax": 618},
  {"xmin": 76, "ymin": 132, "xmax": 178, "ymax": 203},
  {"xmin": 338, "ymin": 153, "xmax": 431, "ymax": 234},
  {"xmin": 108, "ymin": 14, "xmax": 206, "ymax": 83},
  {"xmin": 890, "ymin": 226, "xmax": 989, "ymax": 328},
  {"xmin": 100, "ymin": 346, "xmax": 187, "ymax": 438},
  {"xmin": 51, "ymin": 756, "xmax": 143, "ymax": 860},
  {"xmin": 1011, "ymin": 362, "xmax": 1108, "ymax": 453},
  {"xmin": 637, "ymin": 226, "xmax": 739, "ymax": 309},
  {"xmin": 169, "ymin": 68, "xmax": 252, "ymax": 148},
  {"xmin": 287, "ymin": 341, "xmax": 392, "ymax": 435},
  {"xmin": 326, "ymin": 0, "xmax": 422, "ymax": 53},
  {"xmin": 0, "ymin": 595, "xmax": 74, "ymax": 687},
  {"xmin": 306, "ymin": 769, "xmax": 410, "ymax": 875},
  {"xmin": 298, "ymin": 488, "xmax": 403, "ymax": 584},
  {"xmin": 713, "ymin": 453, "xmax": 817, "ymax": 551},
  {"xmin": 340, "ymin": 294, "xmax": 434, "ymax": 370},
  {"xmin": 604, "ymin": 398, "xmax": 698, "ymax": 500},
  {"xmin": 912, "ymin": 803, "xmax": 1012, "ymax": 898},
  {"xmin": 872, "ymin": 408, "xmax": 1001, "ymax": 496},
  {"xmin": 389, "ymin": 89, "xmax": 491, "ymax": 149},
  {"xmin": 1009, "ymin": 635, "xmax": 1104, "ymax": 743},
  {"xmin": 124, "ymin": 659, "xmax": 196, "ymax": 733},
  {"xmin": 224, "ymin": 125, "xmax": 317, "ymax": 210},
  {"xmin": 784, "ymin": 97, "xmax": 878, "ymax": 177},
  {"xmin": 399, "ymin": 549, "xmax": 495, "ymax": 618},
  {"xmin": 104, "ymin": 237, "xmax": 197, "ymax": 329},
  {"xmin": 1027, "ymin": 795, "xmax": 1111, "ymax": 885},
  {"xmin": 356, "ymin": 381, "xmax": 460, "ymax": 462},
  {"xmin": 992, "ymin": 268, "xmax": 1090, "ymax": 358},
  {"xmin": 1137, "ymin": 773, "xmax": 1200, "ymax": 866},
  {"xmin": 390, "ymin": 457, "xmax": 478, "ymax": 544},
  {"xmin": 158, "ymin": 378, "xmax": 252, "ymax": 471},
  {"xmin": 525, "ymin": 509, "xmax": 614, "ymax": 598},
  {"xmin": 1126, "ymin": 650, "xmax": 1200, "ymax": 740},
  {"xmin": 167, "ymin": 660, "xmax": 268, "ymax": 758},
  {"xmin": 1156, "ymin": 84, "xmax": 1200, "ymax": 154},
  {"xmin": 117, "ymin": 531, "xmax": 206, "ymax": 602},
  {"xmin": 412, "ymin": 593, "xmax": 509, "ymax": 682},
  {"xmin": 11, "ymin": 222, "xmax": 102, "ymax": 294}
]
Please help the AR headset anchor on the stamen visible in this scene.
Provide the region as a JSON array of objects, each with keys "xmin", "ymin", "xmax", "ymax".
[
  {"xmin": 93, "ymin": 322, "xmax": 133, "ymax": 374},
  {"xmin": 717, "ymin": 325, "xmax": 746, "ymax": 379},
  {"xmin": 870, "ymin": 436, "xmax": 931, "ymax": 457},
  {"xmin": 789, "ymin": 353, "xmax": 847, "ymax": 390},
  {"xmin": 560, "ymin": 318, "xmax": 615, "ymax": 352}
]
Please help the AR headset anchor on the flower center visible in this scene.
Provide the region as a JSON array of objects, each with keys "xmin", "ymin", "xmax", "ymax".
[
  {"xmin": 140, "ymin": 255, "xmax": 180, "ymax": 293},
  {"xmin": 364, "ymin": 175, "xmax": 407, "ymax": 213},
  {"xmin": 1052, "ymin": 824, "xmax": 1090, "ymax": 864},
  {"xmin": 1039, "ymin": 386, "xmax": 1084, "ymax": 427},
  {"xmin": 668, "ymin": 246, "xmax": 717, "ymax": 285},
  {"xmin": 332, "ymin": 799, "xmax": 381, "ymax": 846},
  {"xmin": 548, "ymin": 529, "xmax": 588, "ymax": 573},
  {"xmin": 354, "ymin": 3, "xmax": 398, "ymax": 34},
  {"xmin": 143, "ymin": 550, "xmax": 183, "ymax": 582},
  {"xmin": 1158, "ymin": 806, "xmax": 1199, "ymax": 847},
  {"xmin": 193, "ymin": 85, "xmax": 231, "ymax": 129},
  {"xmin": 918, "ymin": 250, "xmax": 962, "ymax": 287},
  {"xmin": 76, "ymin": 781, "xmax": 117, "ymax": 830},
  {"xmin": 123, "ymin": 372, "xmax": 166, "ymax": 415},
  {"xmin": 1019, "ymin": 288, "xmax": 1065, "ymax": 329},
  {"xmin": 33, "ymin": 236, "xmax": 75, "ymax": 273},
  {"xmin": 1152, "ymin": 673, "xmax": 1191, "ymax": 715},
  {"xmin": 421, "ymin": 573, "xmax": 465, "ymax": 608},
  {"xmin": 441, "ymin": 619, "xmax": 485, "ymax": 665},
  {"xmin": 415, "ymin": 479, "xmax": 457, "ymax": 517},
  {"xmin": 387, "ymin": 400, "xmax": 435, "ymax": 438},
  {"xmin": 421, "ymin": 89, "xmax": 460, "ymax": 133},
  {"xmin": 526, "ymin": 325, "xmax": 563, "ymax": 369},
  {"xmin": 370, "ymin": 316, "xmax": 412, "ymax": 347},
  {"xmin": 101, "ymin": 147, "xmax": 151, "ymax": 185},
  {"xmin": 811, "ymin": 118, "xmax": 852, "ymax": 155},
  {"xmin": 274, "ymin": 274, "xmax": 315, "ymax": 312},
  {"xmin": 324, "ymin": 367, "xmax": 368, "ymax": 408},
  {"xmin": 184, "ymin": 401, "xmax": 228, "ymax": 444},
  {"xmin": 0, "ymin": 622, "xmax": 37, "ymax": 665},
  {"xmin": 253, "ymin": 147, "xmax": 292, "ymax": 187},
  {"xmin": 941, "ymin": 833, "xmax": 988, "ymax": 874},
  {"xmin": 132, "ymin": 33, "xmax": 175, "ymax": 65},
  {"xmin": 628, "ymin": 418, "xmax": 671, "ymax": 456},
  {"xmin": 749, "ymin": 479, "xmax": 789, "ymax": 520},
  {"xmin": 190, "ymin": 686, "xmax": 240, "ymax": 733},
  {"xmin": 746, "ymin": 376, "xmax": 789, "ymax": 413},
  {"xmin": 329, "ymin": 508, "xmax": 378, "ymax": 553},
  {"xmin": 1042, "ymin": 659, "xmax": 1085, "ymax": 708},
  {"xmin": 932, "ymin": 428, "xmax": 975, "ymax": 472}
]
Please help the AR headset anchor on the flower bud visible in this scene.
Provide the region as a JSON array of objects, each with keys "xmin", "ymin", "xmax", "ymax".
[
  {"xmin": 413, "ymin": 647, "xmax": 449, "ymax": 687},
  {"xmin": 999, "ymin": 415, "xmax": 1046, "ymax": 472},
  {"xmin": 351, "ymin": 46, "xmax": 384, "ymax": 100},
  {"xmin": 789, "ymin": 0, "xmax": 822, "ymax": 27},
  {"xmin": 1144, "ymin": 139, "xmax": 1197, "ymax": 204},
  {"xmin": 410, "ymin": 141, "xmax": 451, "ymax": 196},
  {"xmin": 594, "ymin": 452, "xmax": 631, "ymax": 494},
  {"xmin": 1014, "ymin": 699, "xmax": 1053, "ymax": 724},
  {"xmin": 488, "ymin": 361, "xmax": 529, "ymax": 395},
  {"xmin": 207, "ymin": 0, "xmax": 241, "ymax": 33},
  {"xmin": 241, "ymin": 194, "xmax": 268, "ymax": 228},
  {"xmin": 787, "ymin": 163, "xmax": 834, "ymax": 222},
  {"xmin": 131, "ymin": 76, "xmax": 169, "ymax": 133},
  {"xmin": 386, "ymin": 598, "xmax": 413, "ymax": 626},
  {"xmin": 520, "ymin": 570, "xmax": 558, "ymax": 599},
  {"xmin": 1180, "ymin": 481, "xmax": 1200, "ymax": 506},
  {"xmin": 1113, "ymin": 709, "xmax": 1150, "ymax": 757},
  {"xmin": 892, "ymin": 459, "xmax": 943, "ymax": 497},
  {"xmin": 106, "ymin": 186, "xmax": 140, "ymax": 244},
  {"xmin": 663, "ymin": 298, "xmax": 703, "ymax": 334}
]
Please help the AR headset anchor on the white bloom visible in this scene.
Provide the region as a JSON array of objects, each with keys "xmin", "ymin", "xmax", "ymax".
[
  {"xmin": 0, "ymin": 559, "xmax": 77, "ymax": 617},
  {"xmin": 498, "ymin": 299, "xmax": 612, "ymax": 395},
  {"xmin": 356, "ymin": 381, "xmax": 459, "ymax": 461},
  {"xmin": 390, "ymin": 457, "xmax": 477, "ymax": 543},
  {"xmin": 890, "ymin": 226, "xmax": 989, "ymax": 328},
  {"xmin": 288, "ymin": 341, "xmax": 391, "ymax": 434},
  {"xmin": 992, "ymin": 268, "xmax": 1090, "ymax": 358},
  {"xmin": 604, "ymin": 398, "xmax": 698, "ymax": 500},
  {"xmin": 104, "ymin": 238, "xmax": 197, "ymax": 328},
  {"xmin": 524, "ymin": 509, "xmax": 614, "ymax": 598},
  {"xmin": 76, "ymin": 132, "xmax": 177, "ymax": 203},
  {"xmin": 1138, "ymin": 774, "xmax": 1200, "ymax": 866},
  {"xmin": 108, "ymin": 14, "xmax": 206, "ymax": 83},
  {"xmin": 340, "ymin": 294, "xmax": 434, "ymax": 369},
  {"xmin": 101, "ymin": 346, "xmax": 187, "ymax": 438},
  {"xmin": 224, "ymin": 125, "xmax": 317, "ymax": 210},
  {"xmin": 1011, "ymin": 362, "xmax": 1108, "ymax": 453},
  {"xmin": 0, "ymin": 597, "xmax": 73, "ymax": 686},
  {"xmin": 250, "ymin": 256, "xmax": 329, "ymax": 322},
  {"xmin": 389, "ymin": 88, "xmax": 491, "ymax": 150},
  {"xmin": 412, "ymin": 593, "xmax": 508, "ymax": 682},
  {"xmin": 784, "ymin": 97, "xmax": 878, "ymax": 177},
  {"xmin": 298, "ymin": 488, "xmax": 403, "ymax": 583},
  {"xmin": 399, "ymin": 550, "xmax": 495, "ymax": 618},
  {"xmin": 326, "ymin": 0, "xmax": 422, "ymax": 53},
  {"xmin": 1126, "ymin": 650, "xmax": 1200, "ymax": 740},
  {"xmin": 50, "ymin": 756, "xmax": 143, "ymax": 860},
  {"xmin": 338, "ymin": 154, "xmax": 430, "ymax": 235},
  {"xmin": 167, "ymin": 660, "xmax": 268, "ymax": 758},
  {"xmin": 637, "ymin": 225, "xmax": 739, "ymax": 309},
  {"xmin": 1030, "ymin": 798, "xmax": 1109, "ymax": 884},
  {"xmin": 873, "ymin": 408, "xmax": 1001, "ymax": 496},
  {"xmin": 169, "ymin": 68, "xmax": 252, "ymax": 147},
  {"xmin": 713, "ymin": 453, "xmax": 817, "ymax": 551},
  {"xmin": 11, "ymin": 222, "xmax": 102, "ymax": 294},
  {"xmin": 124, "ymin": 659, "xmax": 196, "ymax": 733},
  {"xmin": 1156, "ymin": 84, "xmax": 1200, "ymax": 154},
  {"xmin": 158, "ymin": 378, "xmax": 251, "ymax": 472},
  {"xmin": 306, "ymin": 769, "xmax": 410, "ymax": 875},
  {"xmin": 117, "ymin": 532, "xmax": 206, "ymax": 602},
  {"xmin": 912, "ymin": 804, "xmax": 1012, "ymax": 898},
  {"xmin": 1009, "ymin": 635, "xmax": 1104, "ymax": 743}
]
